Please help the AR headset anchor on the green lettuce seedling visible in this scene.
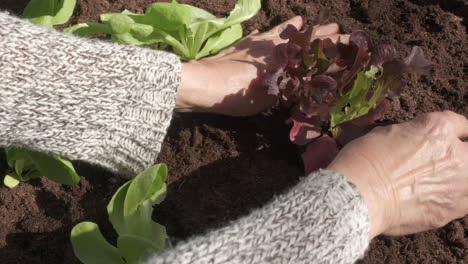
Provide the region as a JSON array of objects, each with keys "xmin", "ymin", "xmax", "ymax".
[
  {"xmin": 71, "ymin": 164, "xmax": 168, "ymax": 264},
  {"xmin": 23, "ymin": 0, "xmax": 76, "ymax": 27},
  {"xmin": 64, "ymin": 0, "xmax": 261, "ymax": 60},
  {"xmin": 3, "ymin": 147, "xmax": 80, "ymax": 188}
]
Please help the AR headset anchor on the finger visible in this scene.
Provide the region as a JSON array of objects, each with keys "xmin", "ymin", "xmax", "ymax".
[
  {"xmin": 315, "ymin": 23, "xmax": 340, "ymax": 36},
  {"xmin": 247, "ymin": 29, "xmax": 260, "ymax": 37},
  {"xmin": 269, "ymin": 16, "xmax": 304, "ymax": 36},
  {"xmin": 441, "ymin": 111, "xmax": 468, "ymax": 139},
  {"xmin": 462, "ymin": 143, "xmax": 468, "ymax": 165},
  {"xmin": 318, "ymin": 34, "xmax": 350, "ymax": 44},
  {"xmin": 206, "ymin": 29, "xmax": 261, "ymax": 59}
]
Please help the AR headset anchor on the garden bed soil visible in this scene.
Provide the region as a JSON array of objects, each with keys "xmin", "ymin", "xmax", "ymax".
[{"xmin": 0, "ymin": 0, "xmax": 467, "ymax": 263}]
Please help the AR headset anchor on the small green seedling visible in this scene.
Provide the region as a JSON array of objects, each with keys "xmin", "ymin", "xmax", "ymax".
[
  {"xmin": 71, "ymin": 164, "xmax": 168, "ymax": 264},
  {"xmin": 3, "ymin": 147, "xmax": 80, "ymax": 188},
  {"xmin": 64, "ymin": 0, "xmax": 261, "ymax": 60},
  {"xmin": 23, "ymin": 0, "xmax": 76, "ymax": 27}
]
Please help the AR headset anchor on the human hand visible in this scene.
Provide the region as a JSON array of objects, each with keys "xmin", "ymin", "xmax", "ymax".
[
  {"xmin": 176, "ymin": 17, "xmax": 350, "ymax": 116},
  {"xmin": 327, "ymin": 111, "xmax": 468, "ymax": 239}
]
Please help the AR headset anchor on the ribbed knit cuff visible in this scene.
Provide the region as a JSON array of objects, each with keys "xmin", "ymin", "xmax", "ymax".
[{"xmin": 95, "ymin": 49, "xmax": 182, "ymax": 176}]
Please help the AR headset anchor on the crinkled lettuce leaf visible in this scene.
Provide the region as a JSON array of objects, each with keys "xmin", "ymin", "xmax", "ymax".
[
  {"xmin": 64, "ymin": 0, "xmax": 260, "ymax": 60},
  {"xmin": 23, "ymin": 0, "xmax": 76, "ymax": 27},
  {"xmin": 71, "ymin": 164, "xmax": 168, "ymax": 264}
]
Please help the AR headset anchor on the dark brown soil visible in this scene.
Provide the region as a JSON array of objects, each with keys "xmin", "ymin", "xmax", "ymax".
[{"xmin": 0, "ymin": 0, "xmax": 467, "ymax": 263}]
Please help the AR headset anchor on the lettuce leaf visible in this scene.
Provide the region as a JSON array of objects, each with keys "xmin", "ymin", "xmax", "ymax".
[
  {"xmin": 71, "ymin": 164, "xmax": 168, "ymax": 264},
  {"xmin": 3, "ymin": 147, "xmax": 79, "ymax": 188},
  {"xmin": 23, "ymin": 0, "xmax": 76, "ymax": 27},
  {"xmin": 64, "ymin": 0, "xmax": 261, "ymax": 60}
]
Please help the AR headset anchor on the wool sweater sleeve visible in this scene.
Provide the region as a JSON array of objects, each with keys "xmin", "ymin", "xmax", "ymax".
[
  {"xmin": 0, "ymin": 12, "xmax": 181, "ymax": 176},
  {"xmin": 143, "ymin": 170, "xmax": 371, "ymax": 264}
]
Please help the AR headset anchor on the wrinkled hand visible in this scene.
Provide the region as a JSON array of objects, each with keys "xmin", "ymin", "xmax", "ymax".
[
  {"xmin": 328, "ymin": 111, "xmax": 468, "ymax": 239},
  {"xmin": 176, "ymin": 16, "xmax": 350, "ymax": 116}
]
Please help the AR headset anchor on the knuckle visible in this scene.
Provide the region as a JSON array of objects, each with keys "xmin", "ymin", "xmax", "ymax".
[
  {"xmin": 426, "ymin": 207, "xmax": 450, "ymax": 229},
  {"xmin": 414, "ymin": 112, "xmax": 435, "ymax": 126},
  {"xmin": 441, "ymin": 110, "xmax": 457, "ymax": 118},
  {"xmin": 370, "ymin": 124, "xmax": 393, "ymax": 135},
  {"xmin": 369, "ymin": 125, "xmax": 386, "ymax": 134},
  {"xmin": 446, "ymin": 145, "xmax": 464, "ymax": 170},
  {"xmin": 446, "ymin": 144, "xmax": 458, "ymax": 160},
  {"xmin": 432, "ymin": 119, "xmax": 451, "ymax": 136},
  {"xmin": 415, "ymin": 112, "xmax": 451, "ymax": 136},
  {"xmin": 439, "ymin": 110, "xmax": 467, "ymax": 126}
]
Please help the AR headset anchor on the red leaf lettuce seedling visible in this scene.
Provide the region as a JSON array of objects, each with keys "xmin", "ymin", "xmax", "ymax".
[
  {"xmin": 63, "ymin": 0, "xmax": 261, "ymax": 60},
  {"xmin": 71, "ymin": 164, "xmax": 168, "ymax": 264},
  {"xmin": 263, "ymin": 23, "xmax": 434, "ymax": 174}
]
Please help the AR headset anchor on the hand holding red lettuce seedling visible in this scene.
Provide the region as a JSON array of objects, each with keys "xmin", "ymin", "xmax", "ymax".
[{"xmin": 262, "ymin": 17, "xmax": 434, "ymax": 173}]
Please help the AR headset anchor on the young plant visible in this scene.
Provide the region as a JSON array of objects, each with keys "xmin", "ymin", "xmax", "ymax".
[
  {"xmin": 71, "ymin": 164, "xmax": 168, "ymax": 264},
  {"xmin": 64, "ymin": 0, "xmax": 261, "ymax": 60},
  {"xmin": 3, "ymin": 147, "xmax": 80, "ymax": 188},
  {"xmin": 23, "ymin": 0, "xmax": 76, "ymax": 27},
  {"xmin": 264, "ymin": 24, "xmax": 434, "ymax": 173}
]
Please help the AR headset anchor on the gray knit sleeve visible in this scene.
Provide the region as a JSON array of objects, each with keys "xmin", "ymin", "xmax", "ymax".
[
  {"xmin": 143, "ymin": 170, "xmax": 371, "ymax": 264},
  {"xmin": 0, "ymin": 12, "xmax": 181, "ymax": 176}
]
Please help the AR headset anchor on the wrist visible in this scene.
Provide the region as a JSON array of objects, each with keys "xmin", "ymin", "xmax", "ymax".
[
  {"xmin": 327, "ymin": 155, "xmax": 394, "ymax": 240},
  {"xmin": 177, "ymin": 60, "xmax": 232, "ymax": 114},
  {"xmin": 176, "ymin": 61, "xmax": 211, "ymax": 112}
]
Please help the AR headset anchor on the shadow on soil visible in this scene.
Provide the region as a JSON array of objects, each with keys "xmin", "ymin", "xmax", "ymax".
[{"xmin": 155, "ymin": 151, "xmax": 302, "ymax": 242}]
